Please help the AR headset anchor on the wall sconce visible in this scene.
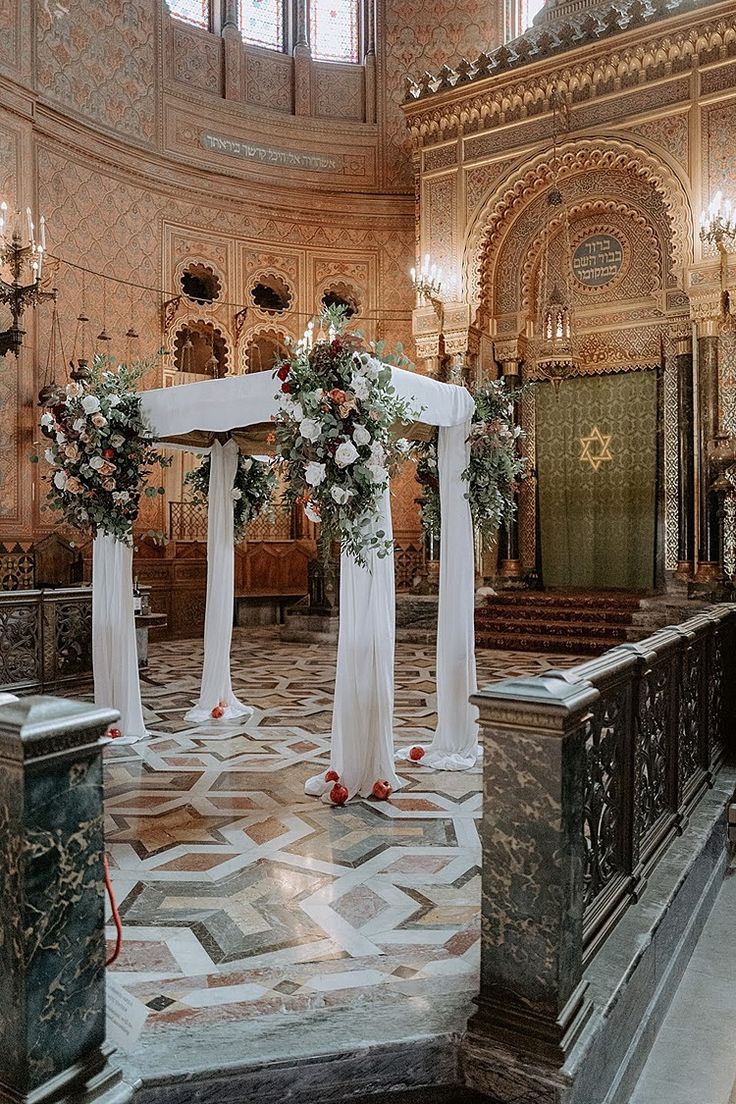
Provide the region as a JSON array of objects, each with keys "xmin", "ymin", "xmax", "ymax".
[
  {"xmin": 0, "ymin": 201, "xmax": 54, "ymax": 357},
  {"xmin": 700, "ymin": 190, "xmax": 736, "ymax": 317},
  {"xmin": 410, "ymin": 254, "xmax": 443, "ymax": 306}
]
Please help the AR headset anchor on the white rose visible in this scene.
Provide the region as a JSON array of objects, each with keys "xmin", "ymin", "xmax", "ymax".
[
  {"xmin": 350, "ymin": 374, "xmax": 370, "ymax": 401},
  {"xmin": 40, "ymin": 412, "xmax": 54, "ymax": 428},
  {"xmin": 304, "ymin": 500, "xmax": 321, "ymax": 524},
  {"xmin": 73, "ymin": 417, "xmax": 85, "ymax": 432},
  {"xmin": 304, "ymin": 461, "xmax": 326, "ymax": 487},
  {"xmin": 232, "ymin": 488, "xmax": 243, "ymax": 500},
  {"xmin": 352, "ymin": 424, "xmax": 371, "ymax": 447},
  {"xmin": 44, "ymin": 448, "xmax": 55, "ymax": 464},
  {"xmin": 53, "ymin": 470, "xmax": 67, "ymax": 490},
  {"xmin": 55, "ymin": 432, "xmax": 66, "ymax": 445},
  {"xmin": 241, "ymin": 458, "xmax": 253, "ymax": 472},
  {"xmin": 367, "ymin": 463, "xmax": 388, "ymax": 485},
  {"xmin": 330, "ymin": 485, "xmax": 353, "ymax": 505},
  {"xmin": 88, "ymin": 455, "xmax": 105, "ymax": 470},
  {"xmin": 335, "ymin": 441, "xmax": 359, "ymax": 468},
  {"xmin": 370, "ymin": 441, "xmax": 386, "ymax": 465},
  {"xmin": 81, "ymin": 394, "xmax": 100, "ymax": 414},
  {"xmin": 108, "ymin": 395, "xmax": 121, "ymax": 407},
  {"xmin": 299, "ymin": 418, "xmax": 322, "ymax": 442}
]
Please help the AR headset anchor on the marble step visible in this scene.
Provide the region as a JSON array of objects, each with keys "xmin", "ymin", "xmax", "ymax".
[{"xmin": 475, "ymin": 629, "xmax": 620, "ymax": 654}]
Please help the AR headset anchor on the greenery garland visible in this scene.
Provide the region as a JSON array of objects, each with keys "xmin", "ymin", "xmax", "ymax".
[
  {"xmin": 274, "ymin": 307, "xmax": 417, "ymax": 565},
  {"xmin": 416, "ymin": 379, "xmax": 529, "ymax": 548},
  {"xmin": 35, "ymin": 356, "xmax": 170, "ymax": 545},
  {"xmin": 185, "ymin": 452, "xmax": 276, "ymax": 543}
]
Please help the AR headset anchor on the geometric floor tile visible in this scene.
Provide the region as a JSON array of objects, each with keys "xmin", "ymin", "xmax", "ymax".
[{"xmin": 85, "ymin": 628, "xmax": 583, "ymax": 1035}]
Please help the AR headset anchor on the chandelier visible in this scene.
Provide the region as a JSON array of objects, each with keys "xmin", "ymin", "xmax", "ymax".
[
  {"xmin": 534, "ymin": 95, "xmax": 578, "ymax": 391},
  {"xmin": 0, "ymin": 201, "xmax": 54, "ymax": 357}
]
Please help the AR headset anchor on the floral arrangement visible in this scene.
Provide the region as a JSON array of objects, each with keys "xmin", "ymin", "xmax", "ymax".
[
  {"xmin": 273, "ymin": 309, "xmax": 417, "ymax": 564},
  {"xmin": 185, "ymin": 451, "xmax": 276, "ymax": 543},
  {"xmin": 36, "ymin": 357, "xmax": 169, "ymax": 545},
  {"xmin": 416, "ymin": 379, "xmax": 528, "ymax": 548}
]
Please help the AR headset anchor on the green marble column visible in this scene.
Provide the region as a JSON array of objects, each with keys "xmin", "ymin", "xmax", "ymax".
[
  {"xmin": 0, "ymin": 696, "xmax": 132, "ymax": 1104},
  {"xmin": 696, "ymin": 327, "xmax": 721, "ymax": 578},
  {"xmin": 463, "ymin": 673, "xmax": 597, "ymax": 1102}
]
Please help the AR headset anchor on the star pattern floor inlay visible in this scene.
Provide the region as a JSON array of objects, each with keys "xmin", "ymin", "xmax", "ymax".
[{"xmin": 100, "ymin": 629, "xmax": 583, "ymax": 1035}]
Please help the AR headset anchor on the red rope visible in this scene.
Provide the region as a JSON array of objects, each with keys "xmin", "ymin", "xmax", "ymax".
[{"xmin": 103, "ymin": 854, "xmax": 123, "ymax": 967}]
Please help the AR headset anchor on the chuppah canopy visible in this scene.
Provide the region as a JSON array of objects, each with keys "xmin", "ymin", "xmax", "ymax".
[{"xmin": 134, "ymin": 365, "xmax": 478, "ymax": 795}]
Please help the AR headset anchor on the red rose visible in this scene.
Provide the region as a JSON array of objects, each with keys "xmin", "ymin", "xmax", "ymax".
[
  {"xmin": 281, "ymin": 382, "xmax": 291, "ymax": 393},
  {"xmin": 277, "ymin": 364, "xmax": 290, "ymax": 381},
  {"xmin": 103, "ymin": 448, "xmax": 115, "ymax": 460}
]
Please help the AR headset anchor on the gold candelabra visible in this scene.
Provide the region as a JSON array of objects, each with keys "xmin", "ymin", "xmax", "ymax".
[{"xmin": 0, "ymin": 201, "xmax": 54, "ymax": 357}]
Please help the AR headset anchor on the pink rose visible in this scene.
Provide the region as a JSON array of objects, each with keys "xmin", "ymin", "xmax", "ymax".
[{"xmin": 92, "ymin": 413, "xmax": 108, "ymax": 428}]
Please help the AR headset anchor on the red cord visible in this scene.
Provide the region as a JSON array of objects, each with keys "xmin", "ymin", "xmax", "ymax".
[{"xmin": 104, "ymin": 854, "xmax": 123, "ymax": 967}]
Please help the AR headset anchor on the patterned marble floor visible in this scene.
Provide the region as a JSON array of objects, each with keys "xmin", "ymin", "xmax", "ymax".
[{"xmin": 104, "ymin": 630, "xmax": 582, "ymax": 1041}]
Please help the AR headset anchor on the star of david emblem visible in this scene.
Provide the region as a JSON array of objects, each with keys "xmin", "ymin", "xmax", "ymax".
[{"xmin": 579, "ymin": 425, "xmax": 614, "ymax": 472}]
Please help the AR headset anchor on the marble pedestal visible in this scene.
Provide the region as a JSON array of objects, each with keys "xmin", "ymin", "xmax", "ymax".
[{"xmin": 0, "ymin": 696, "xmax": 133, "ymax": 1104}]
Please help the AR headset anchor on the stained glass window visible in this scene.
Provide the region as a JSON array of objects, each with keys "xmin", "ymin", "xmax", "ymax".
[
  {"xmin": 520, "ymin": 0, "xmax": 545, "ymax": 31},
  {"xmin": 240, "ymin": 0, "xmax": 284, "ymax": 50},
  {"xmin": 310, "ymin": 0, "xmax": 360, "ymax": 62},
  {"xmin": 165, "ymin": 0, "xmax": 210, "ymax": 29}
]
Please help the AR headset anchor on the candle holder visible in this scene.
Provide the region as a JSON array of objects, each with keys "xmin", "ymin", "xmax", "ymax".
[
  {"xmin": 699, "ymin": 190, "xmax": 736, "ymax": 319},
  {"xmin": 0, "ymin": 202, "xmax": 54, "ymax": 357},
  {"xmin": 410, "ymin": 254, "xmax": 443, "ymax": 306}
]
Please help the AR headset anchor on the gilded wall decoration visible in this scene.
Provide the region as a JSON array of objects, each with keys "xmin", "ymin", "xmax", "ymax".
[
  {"xmin": 380, "ymin": 0, "xmax": 503, "ymax": 190},
  {"xmin": 466, "ymin": 141, "xmax": 692, "ymax": 317},
  {"xmin": 423, "ymin": 145, "xmax": 457, "ymax": 173},
  {"xmin": 243, "ymin": 53, "xmax": 294, "ymax": 114},
  {"xmin": 701, "ymin": 101, "xmax": 736, "ymax": 208},
  {"xmin": 464, "ymin": 159, "xmax": 516, "ymax": 218},
  {"xmin": 424, "ymin": 175, "xmax": 455, "ymax": 277},
  {"xmin": 0, "ymin": 0, "xmax": 18, "ymax": 70},
  {"xmin": 36, "ymin": 0, "xmax": 157, "ymax": 143},
  {"xmin": 314, "ymin": 65, "xmax": 365, "ymax": 121},
  {"xmin": 663, "ymin": 348, "xmax": 679, "ymax": 572},
  {"xmin": 172, "ymin": 24, "xmax": 222, "ymax": 95},
  {"xmin": 628, "ymin": 114, "xmax": 689, "ymax": 173}
]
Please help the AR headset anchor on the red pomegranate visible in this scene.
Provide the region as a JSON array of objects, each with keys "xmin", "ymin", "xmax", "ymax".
[
  {"xmin": 372, "ymin": 780, "xmax": 392, "ymax": 801},
  {"xmin": 408, "ymin": 746, "xmax": 425, "ymax": 762},
  {"xmin": 325, "ymin": 769, "xmax": 339, "ymax": 783},
  {"xmin": 108, "ymin": 728, "xmax": 122, "ymax": 740},
  {"xmin": 211, "ymin": 705, "xmax": 224, "ymax": 719},
  {"xmin": 329, "ymin": 783, "xmax": 349, "ymax": 806}
]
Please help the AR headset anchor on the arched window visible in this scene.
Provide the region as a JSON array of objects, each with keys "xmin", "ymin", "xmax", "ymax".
[
  {"xmin": 309, "ymin": 0, "xmax": 360, "ymax": 62},
  {"xmin": 240, "ymin": 0, "xmax": 285, "ymax": 50},
  {"xmin": 166, "ymin": 0, "xmax": 211, "ymax": 29}
]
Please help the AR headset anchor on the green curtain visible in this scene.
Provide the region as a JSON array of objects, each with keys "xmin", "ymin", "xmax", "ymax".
[{"xmin": 536, "ymin": 370, "xmax": 658, "ymax": 590}]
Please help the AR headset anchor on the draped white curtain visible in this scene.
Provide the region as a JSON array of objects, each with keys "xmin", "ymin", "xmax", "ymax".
[
  {"xmin": 92, "ymin": 534, "xmax": 147, "ymax": 743},
  {"xmin": 423, "ymin": 421, "xmax": 479, "ymax": 768},
  {"xmin": 305, "ymin": 486, "xmax": 404, "ymax": 800},
  {"xmin": 185, "ymin": 439, "xmax": 253, "ymax": 724}
]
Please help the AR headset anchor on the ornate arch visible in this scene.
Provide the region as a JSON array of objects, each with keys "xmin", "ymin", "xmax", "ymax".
[
  {"xmin": 463, "ymin": 138, "xmax": 693, "ymax": 325},
  {"xmin": 518, "ymin": 199, "xmax": 663, "ymax": 316}
]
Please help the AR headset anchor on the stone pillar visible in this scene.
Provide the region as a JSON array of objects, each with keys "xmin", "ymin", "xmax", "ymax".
[
  {"xmin": 293, "ymin": 0, "xmax": 312, "ymax": 115},
  {"xmin": 0, "ymin": 696, "xmax": 131, "ymax": 1104},
  {"xmin": 222, "ymin": 0, "xmax": 242, "ymax": 101},
  {"xmin": 462, "ymin": 673, "xmax": 597, "ymax": 1103},
  {"xmin": 497, "ymin": 358, "xmax": 522, "ymax": 581},
  {"xmin": 695, "ymin": 319, "xmax": 722, "ymax": 580},
  {"xmin": 362, "ymin": 0, "xmax": 376, "ymax": 124},
  {"xmin": 676, "ymin": 333, "xmax": 695, "ymax": 578}
]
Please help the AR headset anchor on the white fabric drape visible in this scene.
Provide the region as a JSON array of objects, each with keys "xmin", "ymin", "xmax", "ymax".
[
  {"xmin": 185, "ymin": 439, "xmax": 252, "ymax": 725},
  {"xmin": 305, "ymin": 486, "xmax": 404, "ymax": 800},
  {"xmin": 396, "ymin": 420, "xmax": 479, "ymax": 770},
  {"xmin": 92, "ymin": 534, "xmax": 147, "ymax": 743}
]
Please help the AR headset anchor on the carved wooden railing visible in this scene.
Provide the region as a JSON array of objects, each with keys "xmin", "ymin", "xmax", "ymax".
[{"xmin": 0, "ymin": 587, "xmax": 94, "ymax": 694}]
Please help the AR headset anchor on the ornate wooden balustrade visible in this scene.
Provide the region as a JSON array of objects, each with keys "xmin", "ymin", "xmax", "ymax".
[{"xmin": 0, "ymin": 587, "xmax": 93, "ymax": 694}]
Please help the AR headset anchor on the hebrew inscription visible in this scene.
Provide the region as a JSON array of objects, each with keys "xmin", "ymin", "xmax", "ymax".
[
  {"xmin": 201, "ymin": 132, "xmax": 338, "ymax": 173},
  {"xmin": 572, "ymin": 234, "xmax": 624, "ymax": 288}
]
